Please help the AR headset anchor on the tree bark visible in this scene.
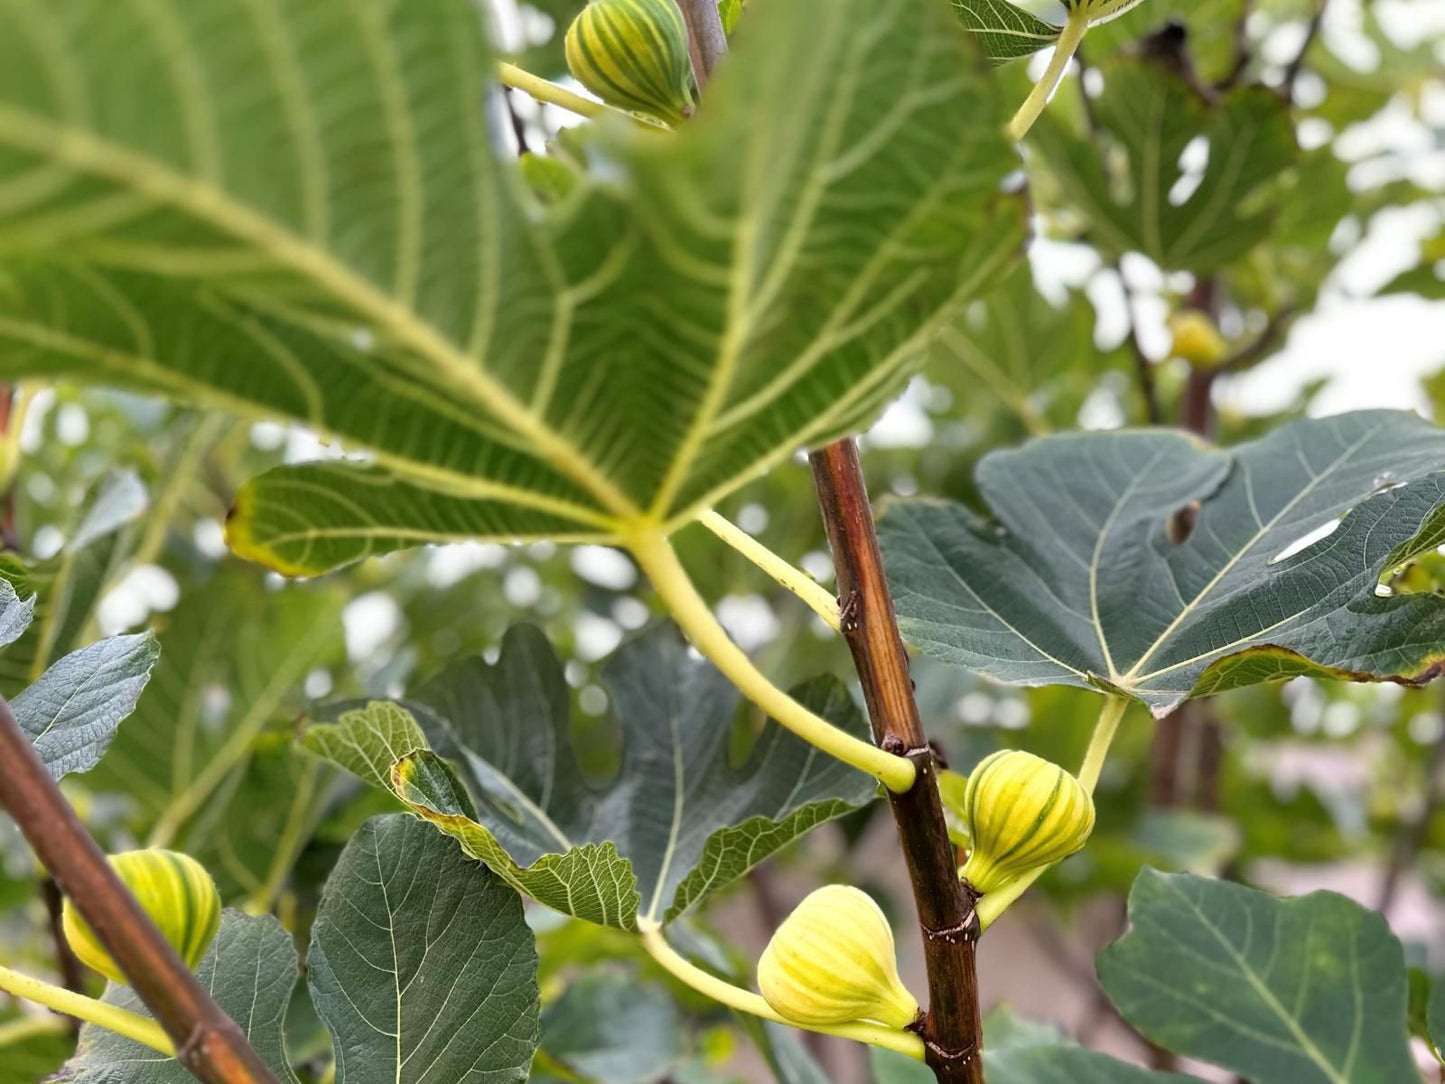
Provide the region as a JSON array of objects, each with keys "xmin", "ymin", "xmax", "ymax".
[
  {"xmin": 811, "ymin": 440, "xmax": 984, "ymax": 1083},
  {"xmin": 0, "ymin": 695, "xmax": 279, "ymax": 1084}
]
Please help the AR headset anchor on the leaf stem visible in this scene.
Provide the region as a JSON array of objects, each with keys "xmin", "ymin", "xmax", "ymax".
[
  {"xmin": 1078, "ymin": 694, "xmax": 1127, "ymax": 795},
  {"xmin": 636, "ymin": 919, "xmax": 926, "ymax": 1060},
  {"xmin": 627, "ymin": 528, "xmax": 915, "ymax": 792},
  {"xmin": 0, "ymin": 966, "xmax": 173, "ymax": 1053},
  {"xmin": 697, "ymin": 510, "xmax": 841, "ymax": 631},
  {"xmin": 495, "ymin": 62, "xmax": 652, "ymax": 127},
  {"xmin": 976, "ymin": 695, "xmax": 1127, "ymax": 929},
  {"xmin": 1007, "ymin": 8, "xmax": 1090, "ymax": 141}
]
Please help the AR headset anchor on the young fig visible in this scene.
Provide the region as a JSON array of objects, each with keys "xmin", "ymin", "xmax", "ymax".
[
  {"xmin": 1168, "ymin": 310, "xmax": 1229, "ymax": 368},
  {"xmin": 565, "ymin": 0, "xmax": 697, "ymax": 126},
  {"xmin": 757, "ymin": 884, "xmax": 919, "ymax": 1029},
  {"xmin": 959, "ymin": 750, "xmax": 1095, "ymax": 895},
  {"xmin": 63, "ymin": 849, "xmax": 221, "ymax": 984}
]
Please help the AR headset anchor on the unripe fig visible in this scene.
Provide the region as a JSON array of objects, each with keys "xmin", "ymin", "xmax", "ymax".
[
  {"xmin": 63, "ymin": 849, "xmax": 221, "ymax": 984},
  {"xmin": 757, "ymin": 885, "xmax": 919, "ymax": 1029},
  {"xmin": 959, "ymin": 750, "xmax": 1095, "ymax": 895},
  {"xmin": 1168, "ymin": 310, "xmax": 1229, "ymax": 368},
  {"xmin": 565, "ymin": 0, "xmax": 697, "ymax": 126}
]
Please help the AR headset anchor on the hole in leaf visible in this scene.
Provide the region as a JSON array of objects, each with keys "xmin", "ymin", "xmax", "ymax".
[
  {"xmin": 1378, "ymin": 545, "xmax": 1445, "ymax": 597},
  {"xmin": 1268, "ymin": 517, "xmax": 1341, "ymax": 565},
  {"xmin": 1166, "ymin": 500, "xmax": 1201, "ymax": 544},
  {"xmin": 1168, "ymin": 136, "xmax": 1210, "ymax": 206}
]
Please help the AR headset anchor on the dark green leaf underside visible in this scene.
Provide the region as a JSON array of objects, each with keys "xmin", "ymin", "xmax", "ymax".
[
  {"xmin": 305, "ymin": 624, "xmax": 878, "ymax": 928},
  {"xmin": 1099, "ymin": 869, "xmax": 1416, "ymax": 1084},
  {"xmin": 881, "ymin": 411, "xmax": 1445, "ymax": 716},
  {"xmin": 308, "ymin": 815, "xmax": 539, "ymax": 1084}
]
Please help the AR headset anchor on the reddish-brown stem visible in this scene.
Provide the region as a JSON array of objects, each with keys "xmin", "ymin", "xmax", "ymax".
[
  {"xmin": 40, "ymin": 877, "xmax": 87, "ymax": 1036},
  {"xmin": 673, "ymin": 0, "xmax": 727, "ymax": 92},
  {"xmin": 810, "ymin": 440, "xmax": 984, "ymax": 1084},
  {"xmin": 0, "ymin": 695, "xmax": 279, "ymax": 1084}
]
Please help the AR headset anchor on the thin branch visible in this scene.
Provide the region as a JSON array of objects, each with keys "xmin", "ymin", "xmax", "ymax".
[
  {"xmin": 1282, "ymin": 0, "xmax": 1327, "ymax": 102},
  {"xmin": 1217, "ymin": 0, "xmax": 1256, "ymax": 90},
  {"xmin": 1216, "ymin": 307, "xmax": 1297, "ymax": 374},
  {"xmin": 810, "ymin": 441, "xmax": 984, "ymax": 1084},
  {"xmin": 673, "ymin": 0, "xmax": 728, "ymax": 90},
  {"xmin": 1377, "ymin": 709, "xmax": 1445, "ymax": 915},
  {"xmin": 0, "ymin": 695, "xmax": 280, "ymax": 1084},
  {"xmin": 1075, "ymin": 50, "xmax": 1161, "ymax": 426},
  {"xmin": 40, "ymin": 877, "xmax": 87, "ymax": 1036}
]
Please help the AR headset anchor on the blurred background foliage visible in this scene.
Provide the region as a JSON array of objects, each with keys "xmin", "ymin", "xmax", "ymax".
[{"xmin": 2, "ymin": 0, "xmax": 1445, "ymax": 1080}]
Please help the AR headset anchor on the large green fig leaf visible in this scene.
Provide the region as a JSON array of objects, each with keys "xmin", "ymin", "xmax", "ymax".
[
  {"xmin": 1030, "ymin": 59, "xmax": 1296, "ymax": 272},
  {"xmin": 880, "ymin": 411, "xmax": 1445, "ymax": 716},
  {"xmin": 308, "ymin": 815, "xmax": 539, "ymax": 1084},
  {"xmin": 304, "ymin": 624, "xmax": 878, "ymax": 929},
  {"xmin": 1099, "ymin": 870, "xmax": 1417, "ymax": 1084},
  {"xmin": 0, "ymin": 0, "xmax": 1022, "ymax": 575},
  {"xmin": 58, "ymin": 912, "xmax": 300, "ymax": 1083}
]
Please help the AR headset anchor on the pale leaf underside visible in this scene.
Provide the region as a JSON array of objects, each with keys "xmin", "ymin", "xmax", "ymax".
[{"xmin": 0, "ymin": 0, "xmax": 1023, "ymax": 576}]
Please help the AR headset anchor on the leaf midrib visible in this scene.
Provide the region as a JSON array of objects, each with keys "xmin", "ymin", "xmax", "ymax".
[
  {"xmin": 0, "ymin": 102, "xmax": 640, "ymax": 523},
  {"xmin": 1163, "ymin": 878, "xmax": 1352, "ymax": 1084},
  {"xmin": 1122, "ymin": 420, "xmax": 1384, "ymax": 682}
]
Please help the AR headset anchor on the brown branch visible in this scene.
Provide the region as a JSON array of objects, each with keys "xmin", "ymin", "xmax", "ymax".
[
  {"xmin": 0, "ymin": 695, "xmax": 279, "ymax": 1084},
  {"xmin": 1216, "ymin": 307, "xmax": 1297, "ymax": 374},
  {"xmin": 1217, "ymin": 0, "xmax": 1256, "ymax": 91},
  {"xmin": 673, "ymin": 0, "xmax": 727, "ymax": 91},
  {"xmin": 1282, "ymin": 0, "xmax": 1327, "ymax": 103},
  {"xmin": 810, "ymin": 441, "xmax": 984, "ymax": 1084},
  {"xmin": 1074, "ymin": 50, "xmax": 1160, "ymax": 427},
  {"xmin": 1376, "ymin": 710, "xmax": 1445, "ymax": 915},
  {"xmin": 39, "ymin": 877, "xmax": 87, "ymax": 1036}
]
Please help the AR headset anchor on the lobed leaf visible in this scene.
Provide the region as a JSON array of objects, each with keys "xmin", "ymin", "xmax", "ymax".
[
  {"xmin": 0, "ymin": 0, "xmax": 1023, "ymax": 574},
  {"xmin": 880, "ymin": 412, "xmax": 1445, "ymax": 716},
  {"xmin": 304, "ymin": 624, "xmax": 879, "ymax": 928},
  {"xmin": 88, "ymin": 568, "xmax": 344, "ymax": 838},
  {"xmin": 1030, "ymin": 60, "xmax": 1296, "ymax": 272}
]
